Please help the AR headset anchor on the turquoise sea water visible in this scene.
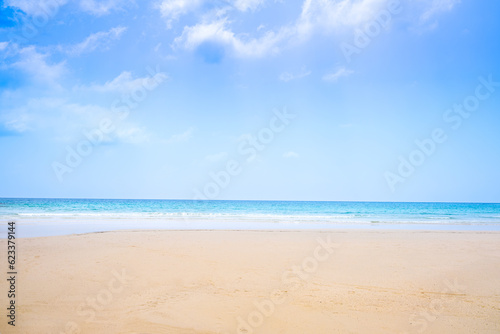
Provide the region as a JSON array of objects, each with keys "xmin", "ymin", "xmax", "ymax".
[{"xmin": 1, "ymin": 198, "xmax": 500, "ymax": 237}]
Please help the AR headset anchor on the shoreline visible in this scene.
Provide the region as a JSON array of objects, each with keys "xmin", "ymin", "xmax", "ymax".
[
  {"xmin": 12, "ymin": 227, "xmax": 500, "ymax": 239},
  {"xmin": 3, "ymin": 218, "xmax": 500, "ymax": 238}
]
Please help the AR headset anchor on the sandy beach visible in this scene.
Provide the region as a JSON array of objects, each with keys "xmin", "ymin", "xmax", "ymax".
[{"xmin": 1, "ymin": 229, "xmax": 499, "ymax": 334}]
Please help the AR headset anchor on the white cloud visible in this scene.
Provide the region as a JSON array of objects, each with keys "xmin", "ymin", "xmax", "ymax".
[
  {"xmin": 0, "ymin": 98, "xmax": 148, "ymax": 149},
  {"xmin": 420, "ymin": 0, "xmax": 460, "ymax": 23},
  {"xmin": 0, "ymin": 42, "xmax": 9, "ymax": 51},
  {"xmin": 279, "ymin": 72, "xmax": 295, "ymax": 82},
  {"xmin": 0, "ymin": 98, "xmax": 66, "ymax": 135},
  {"xmin": 172, "ymin": 0, "xmax": 402, "ymax": 60},
  {"xmin": 283, "ymin": 151, "xmax": 299, "ymax": 159},
  {"xmin": 0, "ymin": 42, "xmax": 18, "ymax": 59},
  {"xmin": 61, "ymin": 103, "xmax": 112, "ymax": 128},
  {"xmin": 165, "ymin": 127, "xmax": 194, "ymax": 144},
  {"xmin": 297, "ymin": 0, "xmax": 390, "ymax": 37},
  {"xmin": 65, "ymin": 26, "xmax": 127, "ymax": 56},
  {"xmin": 158, "ymin": 0, "xmax": 267, "ymax": 27},
  {"xmin": 89, "ymin": 71, "xmax": 140, "ymax": 92},
  {"xmin": 115, "ymin": 126, "xmax": 151, "ymax": 144},
  {"xmin": 170, "ymin": 0, "xmax": 462, "ymax": 61},
  {"xmin": 59, "ymin": 102, "xmax": 151, "ymax": 144},
  {"xmin": 4, "ymin": 0, "xmax": 67, "ymax": 16},
  {"xmin": 175, "ymin": 18, "xmax": 290, "ymax": 58},
  {"xmin": 81, "ymin": 70, "xmax": 168, "ymax": 93},
  {"xmin": 322, "ymin": 67, "xmax": 353, "ymax": 82},
  {"xmin": 233, "ymin": 0, "xmax": 266, "ymax": 12},
  {"xmin": 79, "ymin": 0, "xmax": 132, "ymax": 16},
  {"xmin": 279, "ymin": 68, "xmax": 311, "ymax": 82},
  {"xmin": 158, "ymin": 0, "xmax": 203, "ymax": 28},
  {"xmin": 1, "ymin": 113, "xmax": 33, "ymax": 133},
  {"xmin": 11, "ymin": 46, "xmax": 66, "ymax": 85}
]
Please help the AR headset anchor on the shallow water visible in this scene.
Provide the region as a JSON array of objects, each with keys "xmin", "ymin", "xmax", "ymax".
[{"xmin": 1, "ymin": 198, "xmax": 499, "ymax": 237}]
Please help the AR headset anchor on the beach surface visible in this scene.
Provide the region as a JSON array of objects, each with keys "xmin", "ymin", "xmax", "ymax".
[{"xmin": 1, "ymin": 230, "xmax": 499, "ymax": 333}]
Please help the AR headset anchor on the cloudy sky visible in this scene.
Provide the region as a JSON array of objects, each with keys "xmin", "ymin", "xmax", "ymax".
[{"xmin": 0, "ymin": 0, "xmax": 499, "ymax": 202}]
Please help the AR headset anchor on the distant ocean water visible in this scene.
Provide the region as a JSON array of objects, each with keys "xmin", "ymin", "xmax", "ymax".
[{"xmin": 1, "ymin": 198, "xmax": 500, "ymax": 237}]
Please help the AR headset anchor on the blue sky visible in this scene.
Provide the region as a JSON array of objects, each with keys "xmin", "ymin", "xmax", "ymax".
[{"xmin": 0, "ymin": 0, "xmax": 499, "ymax": 202}]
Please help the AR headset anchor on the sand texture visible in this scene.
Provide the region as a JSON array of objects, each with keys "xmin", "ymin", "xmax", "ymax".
[{"xmin": 1, "ymin": 230, "xmax": 499, "ymax": 333}]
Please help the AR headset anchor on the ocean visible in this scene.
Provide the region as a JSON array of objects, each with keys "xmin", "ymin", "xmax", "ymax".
[{"xmin": 1, "ymin": 198, "xmax": 500, "ymax": 237}]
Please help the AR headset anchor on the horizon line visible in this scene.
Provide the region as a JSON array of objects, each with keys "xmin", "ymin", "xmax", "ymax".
[{"xmin": 1, "ymin": 197, "xmax": 499, "ymax": 205}]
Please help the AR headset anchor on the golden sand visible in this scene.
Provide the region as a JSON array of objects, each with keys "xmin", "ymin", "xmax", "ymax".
[{"xmin": 1, "ymin": 230, "xmax": 499, "ymax": 333}]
